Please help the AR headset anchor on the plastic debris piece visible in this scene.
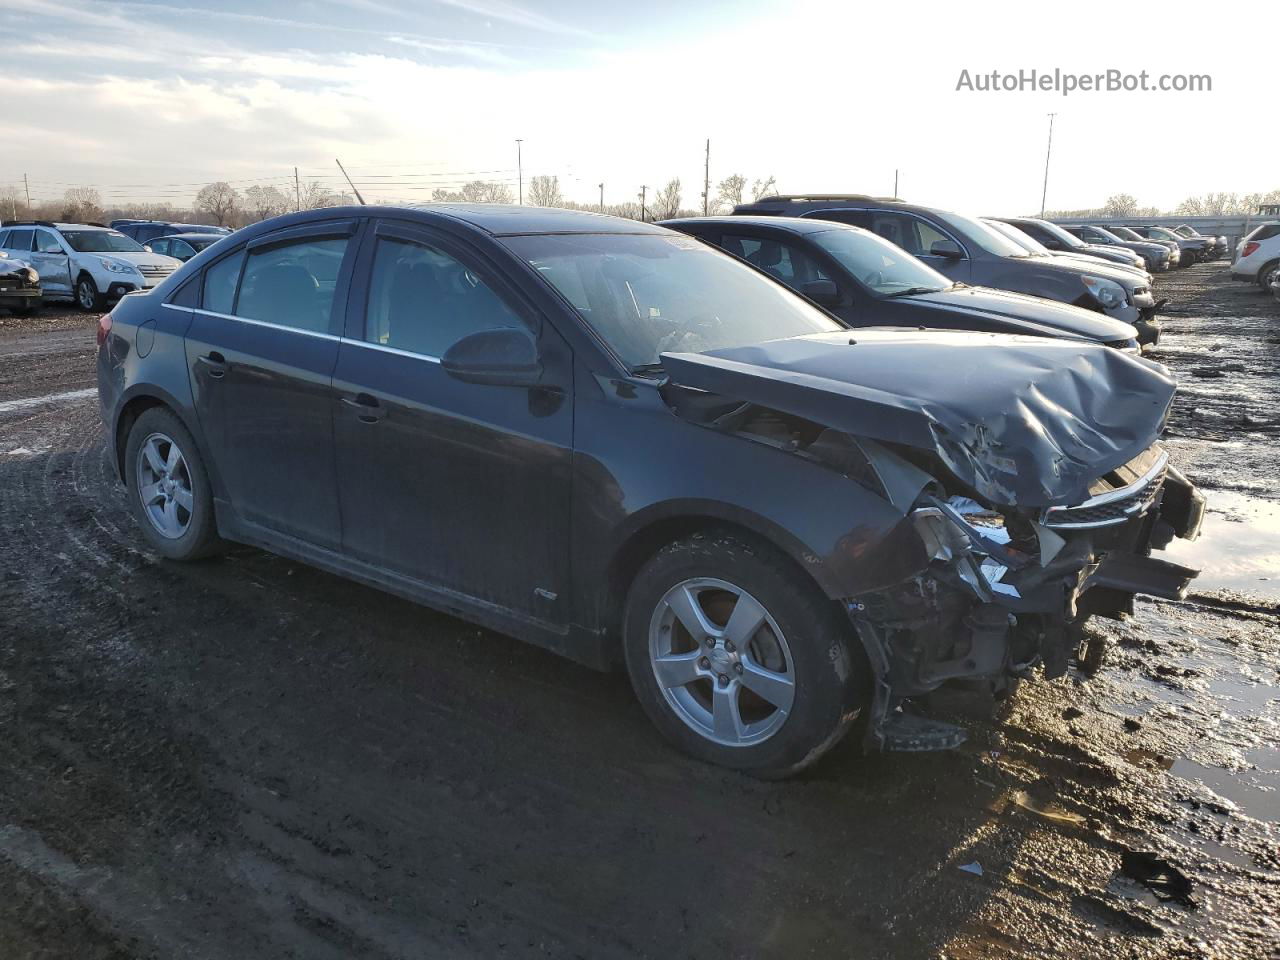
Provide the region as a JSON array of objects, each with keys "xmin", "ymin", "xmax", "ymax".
[
  {"xmin": 1010, "ymin": 790, "xmax": 1086, "ymax": 826},
  {"xmin": 957, "ymin": 861, "xmax": 984, "ymax": 876}
]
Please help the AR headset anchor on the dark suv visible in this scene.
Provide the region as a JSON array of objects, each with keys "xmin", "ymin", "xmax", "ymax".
[
  {"xmin": 1062, "ymin": 224, "xmax": 1173, "ymax": 272},
  {"xmin": 97, "ymin": 204, "xmax": 1203, "ymax": 777},
  {"xmin": 990, "ymin": 217, "xmax": 1146, "ymax": 272},
  {"xmin": 116, "ymin": 220, "xmax": 231, "ymax": 245},
  {"xmin": 733, "ymin": 196, "xmax": 1162, "ymax": 344},
  {"xmin": 661, "ymin": 216, "xmax": 1139, "ymax": 350}
]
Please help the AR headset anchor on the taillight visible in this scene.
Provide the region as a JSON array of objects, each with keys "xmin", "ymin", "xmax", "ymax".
[
  {"xmin": 97, "ymin": 312, "xmax": 113, "ymax": 347},
  {"xmin": 1242, "ymin": 241, "xmax": 1260, "ymax": 258}
]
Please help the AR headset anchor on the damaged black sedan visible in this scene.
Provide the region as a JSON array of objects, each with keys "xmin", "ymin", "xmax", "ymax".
[{"xmin": 97, "ymin": 205, "xmax": 1205, "ymax": 778}]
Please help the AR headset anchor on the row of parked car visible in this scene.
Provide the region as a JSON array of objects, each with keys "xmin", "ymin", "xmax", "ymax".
[
  {"xmin": 93, "ymin": 197, "xmax": 1214, "ymax": 776},
  {"xmin": 0, "ymin": 219, "xmax": 228, "ymax": 313}
]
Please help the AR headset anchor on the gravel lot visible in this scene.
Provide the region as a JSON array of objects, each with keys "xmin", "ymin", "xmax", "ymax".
[{"xmin": 1, "ymin": 265, "xmax": 1277, "ymax": 959}]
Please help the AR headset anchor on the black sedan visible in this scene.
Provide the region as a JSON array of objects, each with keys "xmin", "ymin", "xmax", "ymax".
[
  {"xmin": 661, "ymin": 216, "xmax": 1140, "ymax": 350},
  {"xmin": 97, "ymin": 205, "xmax": 1203, "ymax": 777}
]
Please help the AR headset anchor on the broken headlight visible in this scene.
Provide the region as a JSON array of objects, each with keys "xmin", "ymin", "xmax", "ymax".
[{"xmin": 1080, "ymin": 275, "xmax": 1125, "ymax": 309}]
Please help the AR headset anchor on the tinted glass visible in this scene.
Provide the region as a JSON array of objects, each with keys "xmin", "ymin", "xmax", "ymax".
[
  {"xmin": 943, "ymin": 212, "xmax": 1026, "ymax": 257},
  {"xmin": 235, "ymin": 237, "xmax": 349, "ymax": 333},
  {"xmin": 504, "ymin": 233, "xmax": 842, "ymax": 371},
  {"xmin": 149, "ymin": 239, "xmax": 170, "ymax": 256},
  {"xmin": 1027, "ymin": 219, "xmax": 1085, "ymax": 249},
  {"xmin": 365, "ymin": 236, "xmax": 525, "ymax": 356},
  {"xmin": 6, "ymin": 229, "xmax": 34, "ymax": 252},
  {"xmin": 203, "ymin": 252, "xmax": 243, "ymax": 314},
  {"xmin": 984, "ymin": 219, "xmax": 1049, "ymax": 255},
  {"xmin": 808, "ymin": 228, "xmax": 949, "ymax": 295},
  {"xmin": 0, "ymin": 231, "xmax": 8, "ymax": 248},
  {"xmin": 720, "ymin": 234, "xmax": 829, "ymax": 287},
  {"xmin": 62, "ymin": 230, "xmax": 145, "ymax": 253},
  {"xmin": 173, "ymin": 240, "xmax": 196, "ymax": 259}
]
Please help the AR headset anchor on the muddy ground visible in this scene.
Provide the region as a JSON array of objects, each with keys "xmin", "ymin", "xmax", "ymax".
[{"xmin": 0, "ymin": 267, "xmax": 1277, "ymax": 959}]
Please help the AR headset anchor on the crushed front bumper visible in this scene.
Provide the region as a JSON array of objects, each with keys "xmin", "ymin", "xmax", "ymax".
[{"xmin": 849, "ymin": 449, "xmax": 1203, "ymax": 752}]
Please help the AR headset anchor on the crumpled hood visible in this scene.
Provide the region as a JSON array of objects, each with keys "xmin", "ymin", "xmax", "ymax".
[
  {"xmin": 908, "ymin": 285, "xmax": 1136, "ymax": 342},
  {"xmin": 662, "ymin": 329, "xmax": 1176, "ymax": 508},
  {"xmin": 0, "ymin": 255, "xmax": 34, "ymax": 277}
]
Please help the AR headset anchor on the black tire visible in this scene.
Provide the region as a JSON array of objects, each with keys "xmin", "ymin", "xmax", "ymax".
[
  {"xmin": 1256, "ymin": 260, "xmax": 1280, "ymax": 292},
  {"xmin": 76, "ymin": 274, "xmax": 105, "ymax": 312},
  {"xmin": 124, "ymin": 407, "xmax": 222, "ymax": 561},
  {"xmin": 623, "ymin": 530, "xmax": 867, "ymax": 778}
]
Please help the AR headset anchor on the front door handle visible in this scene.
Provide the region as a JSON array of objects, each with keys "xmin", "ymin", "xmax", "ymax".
[
  {"xmin": 341, "ymin": 393, "xmax": 385, "ymax": 423},
  {"xmin": 198, "ymin": 351, "xmax": 227, "ymax": 379}
]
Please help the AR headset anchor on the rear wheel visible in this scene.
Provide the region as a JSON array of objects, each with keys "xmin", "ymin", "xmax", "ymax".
[
  {"xmin": 1257, "ymin": 260, "xmax": 1280, "ymax": 292},
  {"xmin": 124, "ymin": 408, "xmax": 222, "ymax": 561},
  {"xmin": 623, "ymin": 531, "xmax": 866, "ymax": 778},
  {"xmin": 76, "ymin": 275, "xmax": 105, "ymax": 312}
]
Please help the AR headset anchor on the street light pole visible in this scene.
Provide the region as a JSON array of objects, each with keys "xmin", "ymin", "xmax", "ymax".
[
  {"xmin": 598, "ymin": 182, "xmax": 604, "ymax": 213},
  {"xmin": 1040, "ymin": 113, "xmax": 1056, "ymax": 219},
  {"xmin": 639, "ymin": 185, "xmax": 647, "ymax": 222},
  {"xmin": 515, "ymin": 139, "xmax": 523, "ymax": 205}
]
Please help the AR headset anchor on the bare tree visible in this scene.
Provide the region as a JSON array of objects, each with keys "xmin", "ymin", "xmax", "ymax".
[
  {"xmin": 0, "ymin": 185, "xmax": 23, "ymax": 219},
  {"xmin": 750, "ymin": 176, "xmax": 777, "ymax": 201},
  {"xmin": 195, "ymin": 182, "xmax": 240, "ymax": 226},
  {"xmin": 245, "ymin": 184, "xmax": 291, "ymax": 221},
  {"xmin": 651, "ymin": 178, "xmax": 682, "ymax": 220},
  {"xmin": 715, "ymin": 174, "xmax": 746, "ymax": 212},
  {"xmin": 460, "ymin": 180, "xmax": 514, "ymax": 204},
  {"xmin": 61, "ymin": 187, "xmax": 103, "ymax": 223},
  {"xmin": 528, "ymin": 175, "xmax": 563, "ymax": 207},
  {"xmin": 1101, "ymin": 193, "xmax": 1139, "ymax": 219}
]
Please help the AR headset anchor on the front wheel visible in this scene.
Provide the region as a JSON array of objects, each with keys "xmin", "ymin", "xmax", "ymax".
[
  {"xmin": 76, "ymin": 275, "xmax": 105, "ymax": 312},
  {"xmin": 623, "ymin": 531, "xmax": 867, "ymax": 778},
  {"xmin": 1256, "ymin": 260, "xmax": 1280, "ymax": 292},
  {"xmin": 124, "ymin": 408, "xmax": 222, "ymax": 561}
]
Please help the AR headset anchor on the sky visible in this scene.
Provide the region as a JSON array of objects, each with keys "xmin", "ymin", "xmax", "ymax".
[{"xmin": 1, "ymin": 0, "xmax": 1270, "ymax": 215}]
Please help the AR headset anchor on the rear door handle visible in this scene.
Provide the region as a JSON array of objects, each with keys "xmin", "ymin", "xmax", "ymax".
[
  {"xmin": 341, "ymin": 393, "xmax": 386, "ymax": 423},
  {"xmin": 198, "ymin": 351, "xmax": 227, "ymax": 379}
]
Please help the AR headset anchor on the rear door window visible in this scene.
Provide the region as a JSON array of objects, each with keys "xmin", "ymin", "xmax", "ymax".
[
  {"xmin": 720, "ymin": 234, "xmax": 829, "ymax": 288},
  {"xmin": 235, "ymin": 236, "xmax": 350, "ymax": 334},
  {"xmin": 203, "ymin": 252, "xmax": 244, "ymax": 314},
  {"xmin": 5, "ymin": 229, "xmax": 34, "ymax": 252}
]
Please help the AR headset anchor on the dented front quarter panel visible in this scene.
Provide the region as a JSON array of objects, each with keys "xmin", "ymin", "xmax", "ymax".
[{"xmin": 662, "ymin": 329, "xmax": 1177, "ymax": 508}]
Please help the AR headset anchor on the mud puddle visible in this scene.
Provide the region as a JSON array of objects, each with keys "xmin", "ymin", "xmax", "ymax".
[{"xmin": 1162, "ymin": 489, "xmax": 1280, "ymax": 598}]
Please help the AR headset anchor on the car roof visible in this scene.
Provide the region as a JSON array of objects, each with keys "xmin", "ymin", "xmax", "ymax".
[
  {"xmin": 660, "ymin": 215, "xmax": 849, "ymax": 235},
  {"xmin": 156, "ymin": 232, "xmax": 221, "ymax": 241},
  {"xmin": 220, "ymin": 204, "xmax": 669, "ymax": 242},
  {"xmin": 732, "ymin": 195, "xmax": 955, "ymax": 221}
]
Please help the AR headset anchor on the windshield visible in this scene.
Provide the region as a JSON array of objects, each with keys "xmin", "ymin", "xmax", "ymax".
[
  {"xmin": 1112, "ymin": 226, "xmax": 1145, "ymax": 242},
  {"xmin": 1027, "ymin": 219, "xmax": 1086, "ymax": 249},
  {"xmin": 944, "ymin": 212, "xmax": 1029, "ymax": 258},
  {"xmin": 1087, "ymin": 225, "xmax": 1126, "ymax": 244},
  {"xmin": 503, "ymin": 233, "xmax": 844, "ymax": 370},
  {"xmin": 983, "ymin": 219, "xmax": 1051, "ymax": 256},
  {"xmin": 810, "ymin": 228, "xmax": 950, "ymax": 296},
  {"xmin": 187, "ymin": 236, "xmax": 219, "ymax": 250},
  {"xmin": 62, "ymin": 230, "xmax": 145, "ymax": 253},
  {"xmin": 1173, "ymin": 226, "xmax": 1196, "ymax": 237},
  {"xmin": 1148, "ymin": 227, "xmax": 1178, "ymax": 241}
]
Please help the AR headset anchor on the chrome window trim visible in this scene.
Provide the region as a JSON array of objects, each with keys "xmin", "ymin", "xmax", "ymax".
[{"xmin": 162, "ymin": 303, "xmax": 442, "ymax": 361}]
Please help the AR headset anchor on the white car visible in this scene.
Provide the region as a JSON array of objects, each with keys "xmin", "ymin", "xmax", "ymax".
[
  {"xmin": 1232, "ymin": 221, "xmax": 1280, "ymax": 291},
  {"xmin": 0, "ymin": 221, "xmax": 182, "ymax": 311}
]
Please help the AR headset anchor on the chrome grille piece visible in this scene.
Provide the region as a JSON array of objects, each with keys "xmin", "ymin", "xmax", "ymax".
[{"xmin": 1044, "ymin": 449, "xmax": 1169, "ymax": 529}]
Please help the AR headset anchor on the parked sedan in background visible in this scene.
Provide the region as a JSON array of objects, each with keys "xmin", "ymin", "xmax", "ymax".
[
  {"xmin": 663, "ymin": 215, "xmax": 1140, "ymax": 350},
  {"xmin": 148, "ymin": 233, "xmax": 224, "ymax": 262},
  {"xmin": 96, "ymin": 203, "xmax": 1203, "ymax": 776},
  {"xmin": 0, "ymin": 251, "xmax": 41, "ymax": 315},
  {"xmin": 984, "ymin": 219, "xmax": 1150, "ymax": 284},
  {"xmin": 1173, "ymin": 224, "xmax": 1227, "ymax": 259},
  {"xmin": 1126, "ymin": 225, "xmax": 1205, "ymax": 266},
  {"xmin": 1231, "ymin": 221, "xmax": 1280, "ymax": 290},
  {"xmin": 1062, "ymin": 224, "xmax": 1173, "ymax": 272},
  {"xmin": 116, "ymin": 220, "xmax": 231, "ymax": 245},
  {"xmin": 732, "ymin": 195, "xmax": 1162, "ymax": 343},
  {"xmin": 1109, "ymin": 225, "xmax": 1181, "ymax": 266},
  {"xmin": 991, "ymin": 216, "xmax": 1146, "ymax": 271}
]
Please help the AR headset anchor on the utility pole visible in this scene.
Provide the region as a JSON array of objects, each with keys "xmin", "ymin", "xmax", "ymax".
[
  {"xmin": 639, "ymin": 185, "xmax": 647, "ymax": 222},
  {"xmin": 703, "ymin": 138, "xmax": 710, "ymax": 216},
  {"xmin": 294, "ymin": 167, "xmax": 301, "ymax": 212},
  {"xmin": 23, "ymin": 173, "xmax": 30, "ymax": 214},
  {"xmin": 598, "ymin": 182, "xmax": 604, "ymax": 213},
  {"xmin": 515, "ymin": 139, "xmax": 523, "ymax": 204},
  {"xmin": 893, "ymin": 169, "xmax": 899, "ymax": 198},
  {"xmin": 1040, "ymin": 113, "xmax": 1056, "ymax": 219}
]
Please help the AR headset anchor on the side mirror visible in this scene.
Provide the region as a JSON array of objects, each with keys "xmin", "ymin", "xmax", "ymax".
[
  {"xmin": 799, "ymin": 278, "xmax": 841, "ymax": 307},
  {"xmin": 441, "ymin": 327, "xmax": 542, "ymax": 387},
  {"xmin": 143, "ymin": 245, "xmax": 153, "ymax": 253},
  {"xmin": 929, "ymin": 239, "xmax": 963, "ymax": 259}
]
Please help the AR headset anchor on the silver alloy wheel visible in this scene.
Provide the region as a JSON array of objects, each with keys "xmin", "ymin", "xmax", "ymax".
[
  {"xmin": 135, "ymin": 432, "xmax": 194, "ymax": 540},
  {"xmin": 77, "ymin": 278, "xmax": 95, "ymax": 310},
  {"xmin": 648, "ymin": 577, "xmax": 796, "ymax": 747}
]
